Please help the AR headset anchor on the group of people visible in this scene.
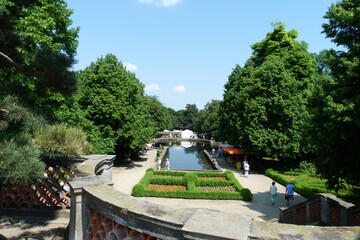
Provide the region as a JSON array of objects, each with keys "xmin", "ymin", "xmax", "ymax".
[
  {"xmin": 157, "ymin": 158, "xmax": 170, "ymax": 171},
  {"xmin": 269, "ymin": 181, "xmax": 296, "ymax": 206}
]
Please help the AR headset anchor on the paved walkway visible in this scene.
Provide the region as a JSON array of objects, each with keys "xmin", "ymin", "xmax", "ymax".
[{"xmin": 112, "ymin": 148, "xmax": 307, "ymax": 222}]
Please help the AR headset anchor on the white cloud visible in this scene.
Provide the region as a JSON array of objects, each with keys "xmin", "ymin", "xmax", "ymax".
[
  {"xmin": 123, "ymin": 63, "xmax": 138, "ymax": 72},
  {"xmin": 145, "ymin": 83, "xmax": 161, "ymax": 91},
  {"xmin": 137, "ymin": 0, "xmax": 182, "ymax": 7},
  {"xmin": 172, "ymin": 85, "xmax": 185, "ymax": 93}
]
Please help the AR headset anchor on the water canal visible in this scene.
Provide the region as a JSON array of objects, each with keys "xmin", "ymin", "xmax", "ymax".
[{"xmin": 158, "ymin": 141, "xmax": 215, "ymax": 170}]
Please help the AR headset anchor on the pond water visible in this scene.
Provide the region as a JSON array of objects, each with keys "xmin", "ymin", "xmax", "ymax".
[{"xmin": 159, "ymin": 141, "xmax": 214, "ymax": 170}]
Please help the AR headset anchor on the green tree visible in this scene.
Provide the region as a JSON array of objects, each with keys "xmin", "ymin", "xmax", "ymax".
[
  {"xmin": 182, "ymin": 104, "xmax": 199, "ymax": 130},
  {"xmin": 168, "ymin": 108, "xmax": 185, "ymax": 130},
  {"xmin": 195, "ymin": 100, "xmax": 221, "ymax": 139},
  {"xmin": 0, "ymin": 0, "xmax": 79, "ymax": 118},
  {"xmin": 312, "ymin": 0, "xmax": 360, "ymax": 188},
  {"xmin": 146, "ymin": 95, "xmax": 172, "ymax": 131},
  {"xmin": 77, "ymin": 54, "xmax": 155, "ymax": 158},
  {"xmin": 221, "ymin": 23, "xmax": 316, "ymax": 159}
]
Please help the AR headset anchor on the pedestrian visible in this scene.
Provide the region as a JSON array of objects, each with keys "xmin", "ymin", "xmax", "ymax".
[
  {"xmin": 212, "ymin": 148, "xmax": 216, "ymax": 155},
  {"xmin": 157, "ymin": 158, "xmax": 162, "ymax": 171},
  {"xmin": 285, "ymin": 181, "xmax": 296, "ymax": 206},
  {"xmin": 165, "ymin": 158, "xmax": 170, "ymax": 170},
  {"xmin": 243, "ymin": 161, "xmax": 250, "ymax": 177},
  {"xmin": 242, "ymin": 156, "xmax": 247, "ymax": 175},
  {"xmin": 269, "ymin": 181, "xmax": 278, "ymax": 205}
]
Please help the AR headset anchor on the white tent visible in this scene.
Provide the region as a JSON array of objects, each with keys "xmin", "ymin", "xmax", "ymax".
[{"xmin": 181, "ymin": 129, "xmax": 194, "ymax": 139}]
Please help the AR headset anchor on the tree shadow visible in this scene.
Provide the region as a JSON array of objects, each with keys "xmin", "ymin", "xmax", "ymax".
[{"xmin": 0, "ymin": 216, "xmax": 68, "ymax": 240}]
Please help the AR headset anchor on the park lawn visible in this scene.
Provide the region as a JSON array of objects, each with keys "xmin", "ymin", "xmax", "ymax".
[{"xmin": 131, "ymin": 168, "xmax": 253, "ymax": 201}]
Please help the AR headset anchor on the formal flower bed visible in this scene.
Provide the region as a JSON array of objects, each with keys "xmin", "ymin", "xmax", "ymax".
[
  {"xmin": 147, "ymin": 184, "xmax": 187, "ymax": 191},
  {"xmin": 132, "ymin": 168, "xmax": 252, "ymax": 201},
  {"xmin": 199, "ymin": 177, "xmax": 227, "ymax": 180},
  {"xmin": 196, "ymin": 186, "xmax": 237, "ymax": 192}
]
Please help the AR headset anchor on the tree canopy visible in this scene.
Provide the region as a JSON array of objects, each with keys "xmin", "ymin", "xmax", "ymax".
[
  {"xmin": 311, "ymin": 0, "xmax": 360, "ymax": 188},
  {"xmin": 220, "ymin": 23, "xmax": 316, "ymax": 159},
  {"xmin": 146, "ymin": 96, "xmax": 172, "ymax": 131},
  {"xmin": 0, "ymin": 0, "xmax": 80, "ymax": 118},
  {"xmin": 75, "ymin": 54, "xmax": 155, "ymax": 158}
]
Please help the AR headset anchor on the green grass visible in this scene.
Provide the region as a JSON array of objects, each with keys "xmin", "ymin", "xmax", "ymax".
[{"xmin": 132, "ymin": 168, "xmax": 253, "ymax": 201}]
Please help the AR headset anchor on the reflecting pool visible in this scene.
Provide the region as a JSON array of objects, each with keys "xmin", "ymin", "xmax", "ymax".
[{"xmin": 160, "ymin": 141, "xmax": 214, "ymax": 170}]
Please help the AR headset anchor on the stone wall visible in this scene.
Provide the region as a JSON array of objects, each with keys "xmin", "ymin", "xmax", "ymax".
[{"xmin": 279, "ymin": 193, "xmax": 360, "ymax": 226}]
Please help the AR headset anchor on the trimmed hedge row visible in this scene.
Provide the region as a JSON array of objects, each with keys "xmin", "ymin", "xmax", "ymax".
[
  {"xmin": 266, "ymin": 169, "xmax": 330, "ymax": 199},
  {"xmin": 132, "ymin": 168, "xmax": 252, "ymax": 201}
]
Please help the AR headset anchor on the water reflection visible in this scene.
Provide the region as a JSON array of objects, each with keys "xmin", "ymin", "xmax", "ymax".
[{"xmin": 163, "ymin": 141, "xmax": 214, "ymax": 170}]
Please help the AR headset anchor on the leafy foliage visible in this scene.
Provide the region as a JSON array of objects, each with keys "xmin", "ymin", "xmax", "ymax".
[
  {"xmin": 0, "ymin": 0, "xmax": 80, "ymax": 119},
  {"xmin": 168, "ymin": 104, "xmax": 199, "ymax": 130},
  {"xmin": 311, "ymin": 0, "xmax": 360, "ymax": 189},
  {"xmin": 0, "ymin": 140, "xmax": 45, "ymax": 185},
  {"xmin": 194, "ymin": 100, "xmax": 221, "ymax": 139},
  {"xmin": 0, "ymin": 0, "xmax": 79, "ymax": 93},
  {"xmin": 34, "ymin": 123, "xmax": 93, "ymax": 157},
  {"xmin": 146, "ymin": 95, "xmax": 172, "ymax": 131},
  {"xmin": 75, "ymin": 54, "xmax": 155, "ymax": 157},
  {"xmin": 220, "ymin": 23, "xmax": 316, "ymax": 159},
  {"xmin": 0, "ymin": 96, "xmax": 46, "ymax": 185}
]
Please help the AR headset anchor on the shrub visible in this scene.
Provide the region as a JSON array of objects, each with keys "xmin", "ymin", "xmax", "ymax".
[
  {"xmin": 34, "ymin": 123, "xmax": 93, "ymax": 157},
  {"xmin": 0, "ymin": 140, "xmax": 45, "ymax": 185},
  {"xmin": 183, "ymin": 173, "xmax": 199, "ymax": 185}
]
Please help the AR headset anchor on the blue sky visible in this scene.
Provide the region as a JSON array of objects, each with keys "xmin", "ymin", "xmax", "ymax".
[{"xmin": 66, "ymin": 0, "xmax": 337, "ymax": 110}]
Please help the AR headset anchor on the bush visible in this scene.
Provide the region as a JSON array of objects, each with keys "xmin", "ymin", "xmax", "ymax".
[
  {"xmin": 0, "ymin": 140, "xmax": 45, "ymax": 185},
  {"xmin": 34, "ymin": 123, "xmax": 93, "ymax": 157}
]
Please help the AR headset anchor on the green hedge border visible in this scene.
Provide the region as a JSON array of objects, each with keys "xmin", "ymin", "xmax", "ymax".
[
  {"xmin": 132, "ymin": 168, "xmax": 252, "ymax": 201},
  {"xmin": 266, "ymin": 169, "xmax": 335, "ymax": 199}
]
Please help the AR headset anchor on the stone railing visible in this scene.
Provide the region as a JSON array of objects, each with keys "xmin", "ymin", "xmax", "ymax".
[
  {"xmin": 279, "ymin": 193, "xmax": 360, "ymax": 226},
  {"xmin": 68, "ymin": 154, "xmax": 360, "ymax": 240}
]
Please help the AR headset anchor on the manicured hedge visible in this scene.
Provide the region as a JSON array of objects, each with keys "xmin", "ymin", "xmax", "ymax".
[
  {"xmin": 132, "ymin": 168, "xmax": 253, "ymax": 201},
  {"xmin": 266, "ymin": 169, "xmax": 329, "ymax": 199}
]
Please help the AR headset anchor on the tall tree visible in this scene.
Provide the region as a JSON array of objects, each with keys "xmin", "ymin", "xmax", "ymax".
[
  {"xmin": 0, "ymin": 0, "xmax": 79, "ymax": 118},
  {"xmin": 77, "ymin": 54, "xmax": 155, "ymax": 158},
  {"xmin": 146, "ymin": 96, "xmax": 172, "ymax": 131},
  {"xmin": 221, "ymin": 23, "xmax": 316, "ymax": 159},
  {"xmin": 182, "ymin": 104, "xmax": 199, "ymax": 130},
  {"xmin": 195, "ymin": 100, "xmax": 221, "ymax": 139},
  {"xmin": 312, "ymin": 0, "xmax": 360, "ymax": 188}
]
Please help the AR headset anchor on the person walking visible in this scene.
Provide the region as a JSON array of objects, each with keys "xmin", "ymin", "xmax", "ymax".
[
  {"xmin": 269, "ymin": 181, "xmax": 278, "ymax": 205},
  {"xmin": 242, "ymin": 156, "xmax": 247, "ymax": 175},
  {"xmin": 165, "ymin": 158, "xmax": 170, "ymax": 170},
  {"xmin": 285, "ymin": 181, "xmax": 296, "ymax": 206},
  {"xmin": 243, "ymin": 161, "xmax": 250, "ymax": 178}
]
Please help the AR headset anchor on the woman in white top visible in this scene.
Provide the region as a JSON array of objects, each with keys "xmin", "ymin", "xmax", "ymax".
[
  {"xmin": 269, "ymin": 181, "xmax": 278, "ymax": 205},
  {"xmin": 165, "ymin": 158, "xmax": 170, "ymax": 170}
]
